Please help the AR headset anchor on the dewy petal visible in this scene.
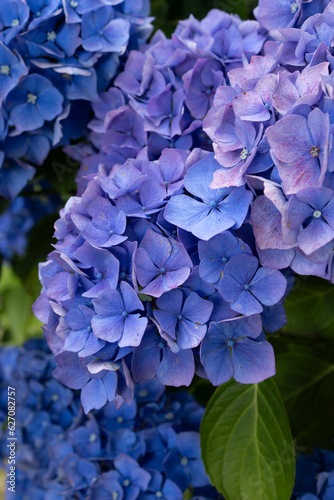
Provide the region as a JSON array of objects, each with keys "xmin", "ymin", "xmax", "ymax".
[
  {"xmin": 250, "ymin": 267, "xmax": 287, "ymax": 305},
  {"xmin": 232, "ymin": 338, "xmax": 276, "ymax": 384}
]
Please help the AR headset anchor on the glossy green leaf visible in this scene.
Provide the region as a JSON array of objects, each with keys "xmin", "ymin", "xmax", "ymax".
[
  {"xmin": 282, "ymin": 276, "xmax": 334, "ymax": 339},
  {"xmin": 200, "ymin": 378, "xmax": 295, "ymax": 500},
  {"xmin": 275, "ymin": 352, "xmax": 334, "ymax": 449}
]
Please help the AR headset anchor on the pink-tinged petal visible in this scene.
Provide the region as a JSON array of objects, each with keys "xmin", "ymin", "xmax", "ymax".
[
  {"xmin": 157, "ymin": 347, "xmax": 195, "ymax": 386},
  {"xmin": 232, "ymin": 339, "xmax": 275, "ymax": 384},
  {"xmin": 275, "ymin": 154, "xmax": 321, "ymax": 195},
  {"xmin": 251, "ymin": 195, "xmax": 293, "ymax": 250},
  {"xmin": 297, "ymin": 219, "xmax": 334, "ymax": 255},
  {"xmin": 272, "ymin": 73, "xmax": 299, "ymax": 115},
  {"xmin": 165, "ymin": 268, "xmax": 192, "ymax": 291},
  {"xmin": 266, "ymin": 114, "xmax": 312, "ymax": 163},
  {"xmin": 295, "ymin": 62, "xmax": 329, "ymax": 98},
  {"xmin": 233, "ymin": 91, "xmax": 270, "ymax": 122}
]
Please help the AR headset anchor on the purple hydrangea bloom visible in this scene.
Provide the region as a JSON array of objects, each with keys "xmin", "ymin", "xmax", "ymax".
[
  {"xmin": 0, "ymin": 41, "xmax": 28, "ymax": 106},
  {"xmin": 266, "ymin": 108, "xmax": 330, "ymax": 195},
  {"xmin": 165, "ymin": 154, "xmax": 252, "ymax": 240},
  {"xmin": 200, "ymin": 315, "xmax": 275, "ymax": 385},
  {"xmin": 198, "ymin": 231, "xmax": 252, "ymax": 285},
  {"xmin": 134, "ymin": 229, "xmax": 193, "ymax": 297},
  {"xmin": 219, "ymin": 254, "xmax": 287, "ymax": 316},
  {"xmin": 153, "ymin": 289, "xmax": 213, "ymax": 349},
  {"xmin": 92, "ymin": 281, "xmax": 148, "ymax": 347}
]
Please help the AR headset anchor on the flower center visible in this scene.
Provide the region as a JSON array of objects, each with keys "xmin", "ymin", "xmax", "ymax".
[
  {"xmin": 181, "ymin": 457, "xmax": 188, "ymax": 466},
  {"xmin": 313, "ymin": 210, "xmax": 322, "ymax": 219},
  {"xmin": 168, "ymin": 113, "xmax": 173, "ymax": 119},
  {"xmin": 141, "ymin": 206, "xmax": 146, "ymax": 211},
  {"xmin": 158, "ymin": 341, "xmax": 166, "ymax": 349},
  {"xmin": 122, "ymin": 311, "xmax": 129, "ymax": 318},
  {"xmin": 222, "ymin": 257, "xmax": 228, "ymax": 263},
  {"xmin": 311, "ymin": 146, "xmax": 320, "ymax": 157},
  {"xmin": 120, "ymin": 271, "xmax": 127, "ymax": 279},
  {"xmin": 70, "ymin": 0, "xmax": 78, "ymax": 7},
  {"xmin": 117, "ymin": 416, "xmax": 124, "ymax": 423},
  {"xmin": 0, "ymin": 65, "xmax": 10, "ymax": 76},
  {"xmin": 206, "ymin": 88, "xmax": 212, "ymax": 95},
  {"xmin": 139, "ymin": 389, "xmax": 148, "ymax": 397},
  {"xmin": 227, "ymin": 339, "xmax": 235, "ymax": 347},
  {"xmin": 165, "ymin": 412, "xmax": 174, "ymax": 420},
  {"xmin": 291, "ymin": 2, "xmax": 298, "ymax": 13},
  {"xmin": 52, "ymin": 393, "xmax": 59, "ymax": 401},
  {"xmin": 111, "ymin": 492, "xmax": 119, "ymax": 500},
  {"xmin": 89, "ymin": 433, "xmax": 97, "ymax": 442},
  {"xmin": 11, "ymin": 19, "xmax": 20, "ymax": 27},
  {"xmin": 109, "ymin": 229, "xmax": 114, "ymax": 235},
  {"xmin": 210, "ymin": 200, "xmax": 217, "ymax": 208},
  {"xmin": 156, "ymin": 493, "xmax": 163, "ymax": 498},
  {"xmin": 126, "ymin": 131, "xmax": 132, "ymax": 136},
  {"xmin": 244, "ymin": 284, "xmax": 250, "ymax": 290},
  {"xmin": 87, "ymin": 326, "xmax": 92, "ymax": 332},
  {"xmin": 240, "ymin": 148, "xmax": 249, "ymax": 160},
  {"xmin": 96, "ymin": 272, "xmax": 103, "ymax": 279},
  {"xmin": 47, "ymin": 31, "xmax": 57, "ymax": 42},
  {"xmin": 27, "ymin": 93, "xmax": 37, "ymax": 104},
  {"xmin": 123, "ymin": 479, "xmax": 130, "ymax": 487},
  {"xmin": 98, "ymin": 30, "xmax": 104, "ymax": 36},
  {"xmin": 160, "ymin": 267, "xmax": 166, "ymax": 274},
  {"xmin": 177, "ymin": 314, "xmax": 183, "ymax": 321}
]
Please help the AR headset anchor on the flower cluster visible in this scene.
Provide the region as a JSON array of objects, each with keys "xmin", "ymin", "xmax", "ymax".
[
  {"xmin": 0, "ymin": 339, "xmax": 219, "ymax": 500},
  {"xmin": 32, "ymin": 8, "xmax": 299, "ymax": 413},
  {"xmin": 0, "ymin": 182, "xmax": 60, "ymax": 261},
  {"xmin": 0, "ymin": 0, "xmax": 153, "ymax": 199},
  {"xmin": 293, "ymin": 446, "xmax": 334, "ymax": 500},
  {"xmin": 204, "ymin": 0, "xmax": 334, "ymax": 283}
]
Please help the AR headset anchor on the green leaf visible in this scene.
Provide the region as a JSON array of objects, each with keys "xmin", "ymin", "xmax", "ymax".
[
  {"xmin": 200, "ymin": 379, "xmax": 295, "ymax": 500},
  {"xmin": 275, "ymin": 352, "xmax": 334, "ymax": 450},
  {"xmin": 282, "ymin": 276, "xmax": 334, "ymax": 339}
]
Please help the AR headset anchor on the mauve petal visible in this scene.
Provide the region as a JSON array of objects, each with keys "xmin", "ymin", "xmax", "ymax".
[
  {"xmin": 233, "ymin": 91, "xmax": 270, "ymax": 122},
  {"xmin": 266, "ymin": 114, "xmax": 312, "ymax": 163},
  {"xmin": 156, "ymin": 289, "xmax": 184, "ymax": 315},
  {"xmin": 286, "ymin": 196, "xmax": 314, "ymax": 230},
  {"xmin": 140, "ymin": 229, "xmax": 171, "ymax": 268},
  {"xmin": 297, "ymin": 219, "xmax": 334, "ymax": 255},
  {"xmin": 199, "ymin": 257, "xmax": 222, "ymax": 283},
  {"xmin": 165, "ymin": 268, "xmax": 191, "ymax": 291},
  {"xmin": 140, "ymin": 274, "xmax": 167, "ymax": 297},
  {"xmin": 232, "ymin": 338, "xmax": 275, "ymax": 383},
  {"xmin": 224, "ymin": 254, "xmax": 259, "ymax": 284},
  {"xmin": 64, "ymin": 328, "xmax": 90, "ymax": 352},
  {"xmin": 157, "ymin": 347, "xmax": 195, "ymax": 386}
]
